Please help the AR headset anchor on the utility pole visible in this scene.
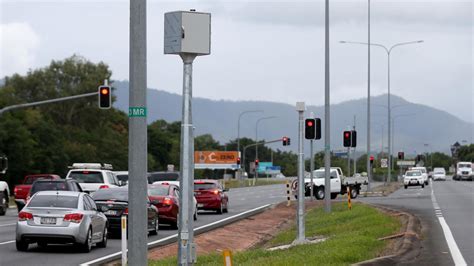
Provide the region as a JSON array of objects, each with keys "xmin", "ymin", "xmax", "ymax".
[
  {"xmin": 128, "ymin": 0, "xmax": 148, "ymax": 264},
  {"xmin": 295, "ymin": 102, "xmax": 306, "ymax": 244},
  {"xmin": 324, "ymin": 0, "xmax": 331, "ymax": 213}
]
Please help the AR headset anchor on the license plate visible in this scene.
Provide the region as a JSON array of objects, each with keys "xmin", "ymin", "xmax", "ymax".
[
  {"xmin": 104, "ymin": 210, "xmax": 119, "ymax": 216},
  {"xmin": 195, "ymin": 192, "xmax": 201, "ymax": 195},
  {"xmin": 410, "ymin": 180, "xmax": 417, "ymax": 184},
  {"xmin": 197, "ymin": 203, "xmax": 204, "ymax": 208},
  {"xmin": 40, "ymin": 217, "xmax": 56, "ymax": 225}
]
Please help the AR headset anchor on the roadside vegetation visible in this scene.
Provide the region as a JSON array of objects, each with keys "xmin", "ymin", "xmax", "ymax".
[
  {"xmin": 221, "ymin": 178, "xmax": 288, "ymax": 189},
  {"xmin": 150, "ymin": 202, "xmax": 401, "ymax": 266}
]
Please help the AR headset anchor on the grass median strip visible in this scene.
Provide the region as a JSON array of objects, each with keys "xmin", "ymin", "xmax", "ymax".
[
  {"xmin": 222, "ymin": 178, "xmax": 288, "ymax": 189},
  {"xmin": 149, "ymin": 202, "xmax": 401, "ymax": 266}
]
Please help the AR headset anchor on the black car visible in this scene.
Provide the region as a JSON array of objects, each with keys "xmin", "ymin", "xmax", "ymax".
[
  {"xmin": 28, "ymin": 179, "xmax": 83, "ymax": 201},
  {"xmin": 92, "ymin": 187, "xmax": 159, "ymax": 235},
  {"xmin": 147, "ymin": 171, "xmax": 180, "ymax": 184}
]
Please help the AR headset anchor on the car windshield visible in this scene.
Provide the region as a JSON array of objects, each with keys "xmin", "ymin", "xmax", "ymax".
[
  {"xmin": 92, "ymin": 189, "xmax": 128, "ymax": 201},
  {"xmin": 434, "ymin": 172, "xmax": 445, "ymax": 175},
  {"xmin": 194, "ymin": 182, "xmax": 217, "ymax": 190},
  {"xmin": 28, "ymin": 195, "xmax": 78, "ymax": 208},
  {"xmin": 148, "ymin": 172, "xmax": 180, "ymax": 184},
  {"xmin": 458, "ymin": 164, "xmax": 471, "ymax": 168},
  {"xmin": 148, "ymin": 186, "xmax": 169, "ymax": 196},
  {"xmin": 69, "ymin": 171, "xmax": 103, "ymax": 183},
  {"xmin": 406, "ymin": 171, "xmax": 421, "ymax": 176},
  {"xmin": 314, "ymin": 171, "xmax": 337, "ymax": 178},
  {"xmin": 116, "ymin": 174, "xmax": 128, "ymax": 182},
  {"xmin": 24, "ymin": 176, "xmax": 51, "ymax": 184},
  {"xmin": 31, "ymin": 181, "xmax": 68, "ymax": 195}
]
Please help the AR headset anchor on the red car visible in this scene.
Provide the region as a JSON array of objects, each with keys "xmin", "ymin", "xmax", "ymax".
[
  {"xmin": 14, "ymin": 174, "xmax": 61, "ymax": 211},
  {"xmin": 148, "ymin": 184, "xmax": 180, "ymax": 228},
  {"xmin": 194, "ymin": 179, "xmax": 229, "ymax": 214}
]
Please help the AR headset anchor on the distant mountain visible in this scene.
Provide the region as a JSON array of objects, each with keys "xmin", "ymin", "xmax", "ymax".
[{"xmin": 113, "ymin": 80, "xmax": 473, "ymax": 155}]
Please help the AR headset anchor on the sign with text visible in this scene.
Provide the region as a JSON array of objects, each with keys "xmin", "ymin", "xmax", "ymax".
[{"xmin": 194, "ymin": 151, "xmax": 239, "ymax": 164}]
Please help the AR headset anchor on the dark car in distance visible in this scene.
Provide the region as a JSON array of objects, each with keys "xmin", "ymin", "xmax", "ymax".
[
  {"xmin": 148, "ymin": 184, "xmax": 180, "ymax": 228},
  {"xmin": 27, "ymin": 179, "xmax": 83, "ymax": 203},
  {"xmin": 194, "ymin": 179, "xmax": 229, "ymax": 214},
  {"xmin": 92, "ymin": 187, "xmax": 159, "ymax": 236}
]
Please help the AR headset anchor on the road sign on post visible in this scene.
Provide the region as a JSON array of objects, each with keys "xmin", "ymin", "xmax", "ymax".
[{"xmin": 165, "ymin": 10, "xmax": 211, "ymax": 265}]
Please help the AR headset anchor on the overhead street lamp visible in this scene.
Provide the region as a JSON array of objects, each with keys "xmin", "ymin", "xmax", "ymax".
[
  {"xmin": 237, "ymin": 110, "xmax": 264, "ymax": 155},
  {"xmin": 255, "ymin": 116, "xmax": 277, "ymax": 164},
  {"xmin": 340, "ymin": 40, "xmax": 423, "ymax": 182}
]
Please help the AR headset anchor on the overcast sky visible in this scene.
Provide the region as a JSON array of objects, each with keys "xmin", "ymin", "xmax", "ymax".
[{"xmin": 1, "ymin": 0, "xmax": 473, "ymax": 122}]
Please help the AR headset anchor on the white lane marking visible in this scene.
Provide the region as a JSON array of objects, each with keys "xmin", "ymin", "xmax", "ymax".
[
  {"xmin": 0, "ymin": 223, "xmax": 16, "ymax": 227},
  {"xmin": 80, "ymin": 204, "xmax": 272, "ymax": 266},
  {"xmin": 0, "ymin": 240, "xmax": 15, "ymax": 245},
  {"xmin": 431, "ymin": 183, "xmax": 467, "ymax": 266}
]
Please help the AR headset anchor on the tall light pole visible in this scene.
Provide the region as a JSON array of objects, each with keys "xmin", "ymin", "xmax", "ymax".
[
  {"xmin": 323, "ymin": 0, "xmax": 331, "ymax": 213},
  {"xmin": 340, "ymin": 40, "xmax": 423, "ymax": 182},
  {"xmin": 255, "ymin": 116, "xmax": 277, "ymax": 180},
  {"xmin": 237, "ymin": 110, "xmax": 264, "ymax": 155}
]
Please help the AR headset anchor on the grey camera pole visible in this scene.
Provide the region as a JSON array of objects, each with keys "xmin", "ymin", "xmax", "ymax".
[
  {"xmin": 309, "ymin": 112, "xmax": 315, "ymax": 201},
  {"xmin": 295, "ymin": 102, "xmax": 306, "ymax": 244},
  {"xmin": 178, "ymin": 53, "xmax": 197, "ymax": 265},
  {"xmin": 128, "ymin": 0, "xmax": 148, "ymax": 264}
]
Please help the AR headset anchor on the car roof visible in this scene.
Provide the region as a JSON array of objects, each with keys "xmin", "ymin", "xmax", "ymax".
[
  {"xmin": 114, "ymin": 171, "xmax": 129, "ymax": 175},
  {"xmin": 34, "ymin": 191, "xmax": 83, "ymax": 196}
]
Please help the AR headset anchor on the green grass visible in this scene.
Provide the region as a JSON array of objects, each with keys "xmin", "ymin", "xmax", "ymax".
[
  {"xmin": 149, "ymin": 202, "xmax": 400, "ymax": 266},
  {"xmin": 221, "ymin": 178, "xmax": 288, "ymax": 189}
]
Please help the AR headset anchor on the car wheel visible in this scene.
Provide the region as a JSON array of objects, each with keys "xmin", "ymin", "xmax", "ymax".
[
  {"xmin": 0, "ymin": 193, "xmax": 6, "ymax": 216},
  {"xmin": 16, "ymin": 240, "xmax": 28, "ymax": 251},
  {"xmin": 81, "ymin": 228, "xmax": 93, "ymax": 253},
  {"xmin": 421, "ymin": 184, "xmax": 425, "ymax": 188},
  {"xmin": 350, "ymin": 188, "xmax": 358, "ymax": 199},
  {"xmin": 404, "ymin": 185, "xmax": 408, "ymax": 189},
  {"xmin": 216, "ymin": 202, "xmax": 223, "ymax": 214},
  {"xmin": 97, "ymin": 226, "xmax": 108, "ymax": 248},
  {"xmin": 223, "ymin": 201, "xmax": 229, "ymax": 213},
  {"xmin": 330, "ymin": 193, "xmax": 338, "ymax": 200},
  {"xmin": 150, "ymin": 217, "xmax": 158, "ymax": 236},
  {"xmin": 316, "ymin": 187, "xmax": 325, "ymax": 200},
  {"xmin": 193, "ymin": 205, "xmax": 198, "ymax": 221}
]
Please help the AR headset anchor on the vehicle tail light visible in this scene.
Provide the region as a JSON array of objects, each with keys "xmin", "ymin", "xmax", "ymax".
[
  {"xmin": 14, "ymin": 187, "xmax": 19, "ymax": 195},
  {"xmin": 99, "ymin": 185, "xmax": 109, "ymax": 189},
  {"xmin": 213, "ymin": 190, "xmax": 219, "ymax": 195},
  {"xmin": 18, "ymin": 211, "xmax": 33, "ymax": 221},
  {"xmin": 64, "ymin": 213, "xmax": 84, "ymax": 223},
  {"xmin": 163, "ymin": 197, "xmax": 172, "ymax": 206},
  {"xmin": 161, "ymin": 182, "xmax": 169, "ymax": 185},
  {"xmin": 123, "ymin": 208, "xmax": 129, "ymax": 215}
]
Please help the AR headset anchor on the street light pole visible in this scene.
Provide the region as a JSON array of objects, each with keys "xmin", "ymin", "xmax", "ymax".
[
  {"xmin": 324, "ymin": 0, "xmax": 331, "ymax": 213},
  {"xmin": 367, "ymin": 0, "xmax": 371, "ymax": 191},
  {"xmin": 255, "ymin": 116, "xmax": 277, "ymax": 182},
  {"xmin": 339, "ymin": 40, "xmax": 423, "ymax": 182},
  {"xmin": 237, "ymin": 110, "xmax": 263, "ymax": 155}
]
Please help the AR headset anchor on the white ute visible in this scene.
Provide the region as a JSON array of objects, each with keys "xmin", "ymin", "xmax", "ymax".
[
  {"xmin": 66, "ymin": 163, "xmax": 120, "ymax": 193},
  {"xmin": 455, "ymin": 162, "xmax": 473, "ymax": 181},
  {"xmin": 0, "ymin": 156, "xmax": 10, "ymax": 216}
]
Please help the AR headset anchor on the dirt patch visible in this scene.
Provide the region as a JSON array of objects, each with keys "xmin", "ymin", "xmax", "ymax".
[{"xmin": 148, "ymin": 201, "xmax": 322, "ymax": 261}]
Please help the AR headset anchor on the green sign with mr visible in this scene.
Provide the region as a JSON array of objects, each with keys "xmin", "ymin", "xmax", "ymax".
[{"xmin": 129, "ymin": 107, "xmax": 147, "ymax": 117}]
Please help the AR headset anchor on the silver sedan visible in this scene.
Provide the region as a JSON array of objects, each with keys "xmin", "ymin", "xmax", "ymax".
[{"xmin": 16, "ymin": 191, "xmax": 108, "ymax": 252}]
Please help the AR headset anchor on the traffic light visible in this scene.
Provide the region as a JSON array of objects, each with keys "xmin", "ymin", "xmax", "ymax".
[
  {"xmin": 287, "ymin": 138, "xmax": 291, "ymax": 145},
  {"xmin": 98, "ymin": 86, "xmax": 111, "ymax": 109},
  {"xmin": 305, "ymin": 118, "xmax": 316, "ymax": 139},
  {"xmin": 351, "ymin": 130, "xmax": 357, "ymax": 147},
  {"xmin": 305, "ymin": 118, "xmax": 321, "ymax": 140},
  {"xmin": 255, "ymin": 159, "xmax": 259, "ymax": 167},
  {"xmin": 370, "ymin": 155, "xmax": 374, "ymax": 165},
  {"xmin": 282, "ymin": 136, "xmax": 288, "ymax": 146},
  {"xmin": 236, "ymin": 157, "xmax": 241, "ymax": 166},
  {"xmin": 398, "ymin": 152, "xmax": 404, "ymax": 160},
  {"xmin": 343, "ymin": 131, "xmax": 351, "ymax": 147}
]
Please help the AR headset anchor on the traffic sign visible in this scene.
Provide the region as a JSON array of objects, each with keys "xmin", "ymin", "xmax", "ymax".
[
  {"xmin": 397, "ymin": 160, "xmax": 416, "ymax": 166},
  {"xmin": 194, "ymin": 151, "xmax": 239, "ymax": 164},
  {"xmin": 381, "ymin": 158, "xmax": 388, "ymax": 168},
  {"xmin": 128, "ymin": 107, "xmax": 147, "ymax": 117}
]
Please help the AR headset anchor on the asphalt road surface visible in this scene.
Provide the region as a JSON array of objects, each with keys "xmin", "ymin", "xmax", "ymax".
[
  {"xmin": 360, "ymin": 176, "xmax": 473, "ymax": 266},
  {"xmin": 0, "ymin": 184, "xmax": 287, "ymax": 266}
]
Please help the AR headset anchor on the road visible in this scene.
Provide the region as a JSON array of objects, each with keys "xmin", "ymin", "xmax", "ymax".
[
  {"xmin": 360, "ymin": 177, "xmax": 473, "ymax": 266},
  {"xmin": 0, "ymin": 184, "xmax": 287, "ymax": 266}
]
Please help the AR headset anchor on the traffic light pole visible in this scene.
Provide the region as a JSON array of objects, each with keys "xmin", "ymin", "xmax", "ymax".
[
  {"xmin": 0, "ymin": 92, "xmax": 97, "ymax": 116},
  {"xmin": 242, "ymin": 138, "xmax": 285, "ymax": 176},
  {"xmin": 310, "ymin": 140, "xmax": 314, "ymax": 201}
]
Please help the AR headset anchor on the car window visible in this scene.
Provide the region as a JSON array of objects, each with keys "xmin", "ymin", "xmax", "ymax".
[
  {"xmin": 28, "ymin": 195, "xmax": 78, "ymax": 208},
  {"xmin": 148, "ymin": 172, "xmax": 180, "ymax": 184},
  {"xmin": 107, "ymin": 172, "xmax": 117, "ymax": 185},
  {"xmin": 148, "ymin": 185, "xmax": 169, "ymax": 196},
  {"xmin": 406, "ymin": 171, "xmax": 421, "ymax": 176},
  {"xmin": 194, "ymin": 182, "xmax": 218, "ymax": 190},
  {"xmin": 116, "ymin": 174, "xmax": 128, "ymax": 182},
  {"xmin": 31, "ymin": 181, "xmax": 67, "ymax": 195},
  {"xmin": 174, "ymin": 188, "xmax": 180, "ymax": 198},
  {"xmin": 92, "ymin": 189, "xmax": 128, "ymax": 201},
  {"xmin": 83, "ymin": 195, "xmax": 92, "ymax": 210},
  {"xmin": 69, "ymin": 171, "xmax": 104, "ymax": 183},
  {"xmin": 85, "ymin": 195, "xmax": 97, "ymax": 210}
]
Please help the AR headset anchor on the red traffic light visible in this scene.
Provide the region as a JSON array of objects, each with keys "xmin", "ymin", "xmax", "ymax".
[
  {"xmin": 370, "ymin": 155, "xmax": 374, "ymax": 161},
  {"xmin": 345, "ymin": 132, "xmax": 350, "ymax": 138},
  {"xmin": 307, "ymin": 121, "xmax": 313, "ymax": 127}
]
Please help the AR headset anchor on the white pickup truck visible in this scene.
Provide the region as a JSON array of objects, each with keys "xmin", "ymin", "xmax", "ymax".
[
  {"xmin": 0, "ymin": 156, "xmax": 10, "ymax": 216},
  {"xmin": 454, "ymin": 162, "xmax": 473, "ymax": 181},
  {"xmin": 302, "ymin": 167, "xmax": 368, "ymax": 199}
]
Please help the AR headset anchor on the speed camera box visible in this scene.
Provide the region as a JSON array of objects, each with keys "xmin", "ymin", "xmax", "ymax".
[{"xmin": 164, "ymin": 11, "xmax": 211, "ymax": 55}]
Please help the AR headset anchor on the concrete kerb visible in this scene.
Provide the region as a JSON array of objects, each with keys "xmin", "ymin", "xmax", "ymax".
[
  {"xmin": 353, "ymin": 203, "xmax": 422, "ymax": 266},
  {"xmin": 90, "ymin": 204, "xmax": 273, "ymax": 266}
]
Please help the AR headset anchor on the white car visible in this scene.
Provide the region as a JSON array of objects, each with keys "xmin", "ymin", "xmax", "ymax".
[
  {"xmin": 153, "ymin": 181, "xmax": 198, "ymax": 220},
  {"xmin": 66, "ymin": 163, "xmax": 121, "ymax": 193},
  {"xmin": 409, "ymin": 167, "xmax": 429, "ymax": 185},
  {"xmin": 404, "ymin": 170, "xmax": 425, "ymax": 189},
  {"xmin": 455, "ymin": 162, "xmax": 473, "ymax": 181},
  {"xmin": 432, "ymin": 167, "xmax": 446, "ymax": 181}
]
